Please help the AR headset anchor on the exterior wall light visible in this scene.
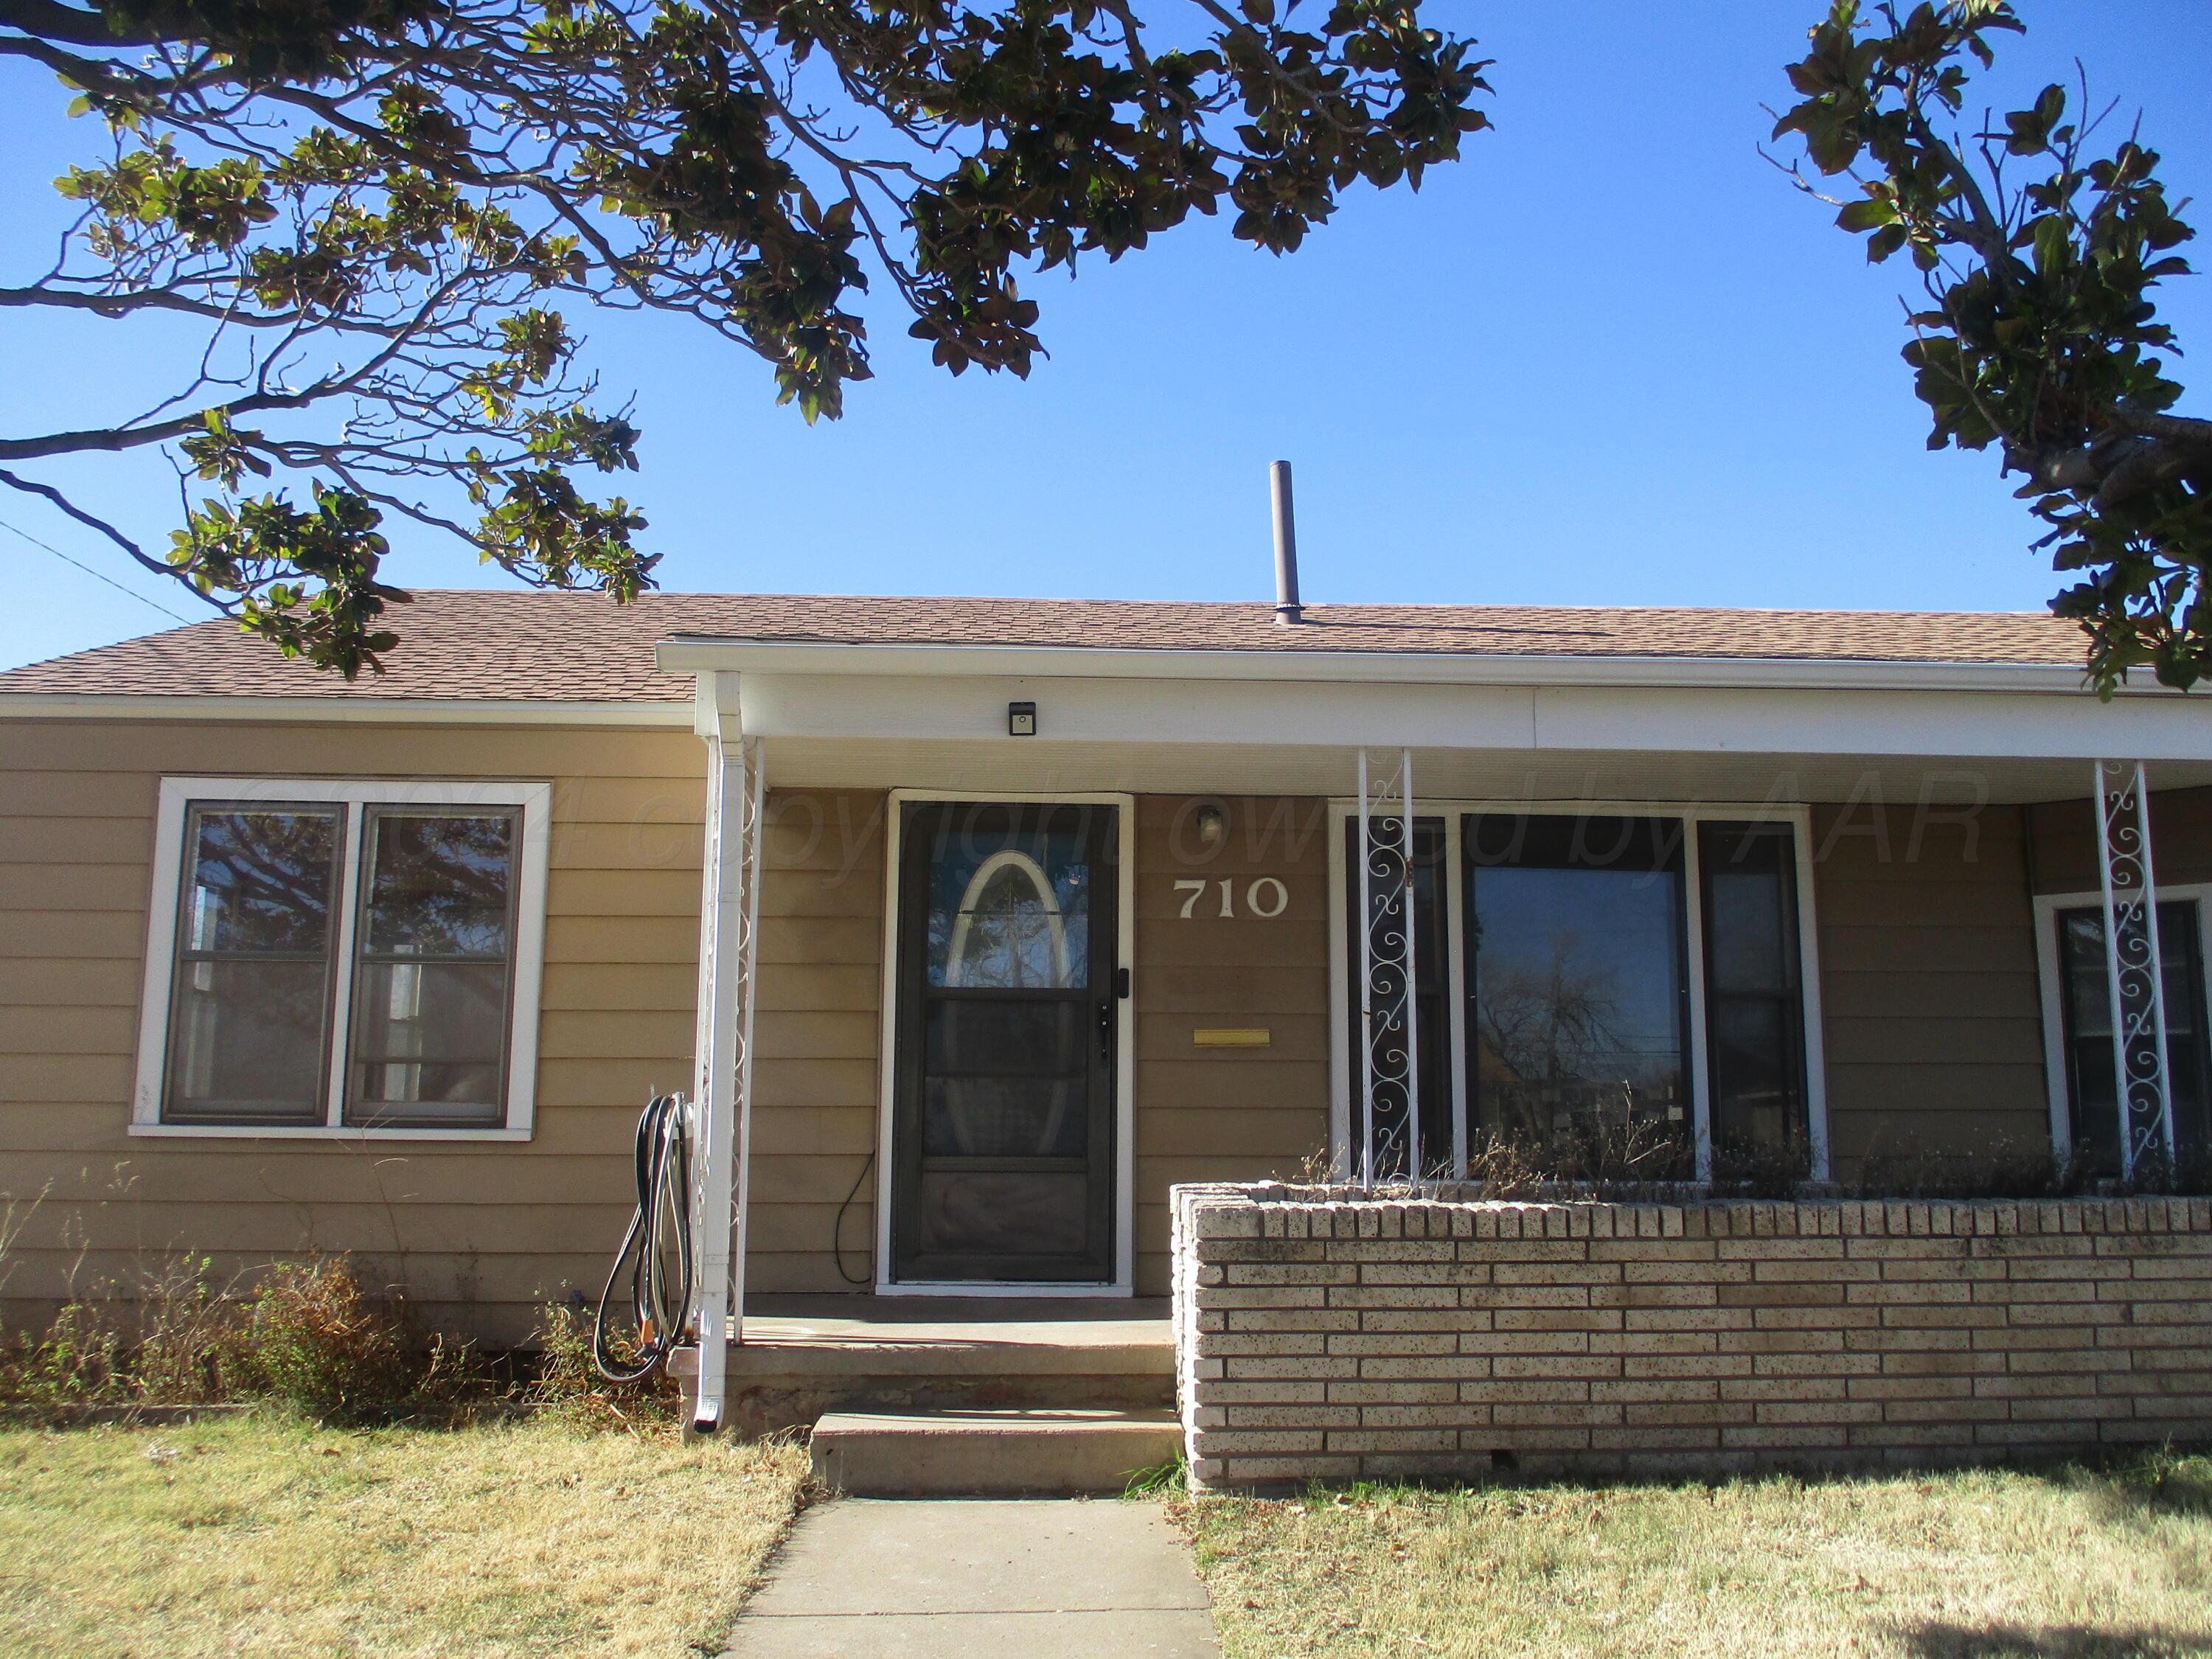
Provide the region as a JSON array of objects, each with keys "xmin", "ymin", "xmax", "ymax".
[
  {"xmin": 1007, "ymin": 700, "xmax": 1037, "ymax": 737},
  {"xmin": 1194, "ymin": 804, "xmax": 1227, "ymax": 846}
]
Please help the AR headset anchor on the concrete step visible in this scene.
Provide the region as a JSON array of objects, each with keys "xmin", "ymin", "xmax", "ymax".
[{"xmin": 810, "ymin": 1408, "xmax": 1181, "ymax": 1498}]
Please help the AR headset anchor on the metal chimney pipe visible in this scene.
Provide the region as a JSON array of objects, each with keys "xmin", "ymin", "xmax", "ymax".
[{"xmin": 1270, "ymin": 459, "xmax": 1303, "ymax": 625}]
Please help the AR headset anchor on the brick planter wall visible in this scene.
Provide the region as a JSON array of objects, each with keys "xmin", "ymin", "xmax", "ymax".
[{"xmin": 1169, "ymin": 1183, "xmax": 2212, "ymax": 1489}]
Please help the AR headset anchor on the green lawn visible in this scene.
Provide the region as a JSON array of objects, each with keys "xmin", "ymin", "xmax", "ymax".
[
  {"xmin": 1173, "ymin": 1453, "xmax": 2212, "ymax": 1659},
  {"xmin": 0, "ymin": 1415, "xmax": 809, "ymax": 1658}
]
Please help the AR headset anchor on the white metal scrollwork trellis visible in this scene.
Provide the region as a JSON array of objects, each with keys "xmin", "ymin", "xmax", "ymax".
[
  {"xmin": 2094, "ymin": 759, "xmax": 2175, "ymax": 1179},
  {"xmin": 1355, "ymin": 749, "xmax": 1419, "ymax": 1186}
]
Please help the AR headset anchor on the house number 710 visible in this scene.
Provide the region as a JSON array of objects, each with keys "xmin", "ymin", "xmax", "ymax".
[{"xmin": 1175, "ymin": 878, "xmax": 1288, "ymax": 920}]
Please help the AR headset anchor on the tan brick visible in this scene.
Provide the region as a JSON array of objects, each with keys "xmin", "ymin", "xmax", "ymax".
[
  {"xmin": 1192, "ymin": 1429, "xmax": 1325, "ymax": 1455},
  {"xmin": 1493, "ymin": 1354, "xmax": 1621, "ymax": 1381},
  {"xmin": 1227, "ymin": 1262, "xmax": 1357, "ymax": 1285},
  {"xmin": 1493, "ymin": 1402, "xmax": 1623, "ymax": 1427},
  {"xmin": 1754, "ymin": 1401, "xmax": 1882, "ymax": 1426},
  {"xmin": 1460, "ymin": 1331, "xmax": 1592, "ymax": 1355},
  {"xmin": 1720, "ymin": 1282, "xmax": 1849, "ymax": 1308},
  {"xmin": 1326, "ymin": 1380, "xmax": 1457, "ymax": 1405},
  {"xmin": 1223, "ymin": 1406, "xmax": 1354, "ymax": 1430},
  {"xmin": 1591, "ymin": 1380, "xmax": 1719, "ymax": 1404},
  {"xmin": 1495, "ymin": 1310, "xmax": 1624, "ymax": 1334},
  {"xmin": 1493, "ymin": 1263, "xmax": 1621, "ymax": 1287},
  {"xmin": 1623, "ymin": 1354, "xmax": 1757, "ymax": 1380},
  {"xmin": 1359, "ymin": 1404, "xmax": 1496, "ymax": 1429},
  {"xmin": 1326, "ymin": 1332, "xmax": 1457, "ymax": 1357},
  {"xmin": 1882, "ymin": 1398, "xmax": 2008, "ymax": 1424},
  {"xmin": 1721, "ymin": 1425, "xmax": 1849, "ymax": 1449},
  {"xmin": 1225, "ymin": 1309, "xmax": 1360, "ymax": 1332},
  {"xmin": 1197, "ymin": 1332, "xmax": 1330, "ymax": 1357},
  {"xmin": 1592, "ymin": 1425, "xmax": 1724, "ymax": 1450},
  {"xmin": 1363, "ymin": 1355, "xmax": 1492, "ymax": 1380},
  {"xmin": 1848, "ymin": 1376, "xmax": 1977, "ymax": 1401},
  {"xmin": 1720, "ymin": 1377, "xmax": 1848, "ymax": 1402}
]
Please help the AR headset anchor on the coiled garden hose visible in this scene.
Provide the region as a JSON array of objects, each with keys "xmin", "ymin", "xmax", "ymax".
[{"xmin": 593, "ymin": 1092, "xmax": 693, "ymax": 1382}]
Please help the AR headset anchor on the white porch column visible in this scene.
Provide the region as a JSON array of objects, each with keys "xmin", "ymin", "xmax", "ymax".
[
  {"xmin": 690, "ymin": 699, "xmax": 765, "ymax": 1433},
  {"xmin": 2094, "ymin": 759, "xmax": 2176, "ymax": 1179}
]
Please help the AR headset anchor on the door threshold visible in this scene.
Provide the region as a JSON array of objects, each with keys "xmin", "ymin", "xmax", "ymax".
[{"xmin": 873, "ymin": 1281, "xmax": 1133, "ymax": 1298}]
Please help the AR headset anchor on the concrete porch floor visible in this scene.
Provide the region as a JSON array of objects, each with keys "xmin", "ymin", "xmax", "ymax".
[{"xmin": 671, "ymin": 1296, "xmax": 1175, "ymax": 1432}]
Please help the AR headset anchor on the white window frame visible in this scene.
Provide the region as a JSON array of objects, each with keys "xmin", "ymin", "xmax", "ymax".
[
  {"xmin": 1327, "ymin": 799, "xmax": 1829, "ymax": 1183},
  {"xmin": 2033, "ymin": 883, "xmax": 2212, "ymax": 1156},
  {"xmin": 131, "ymin": 776, "xmax": 553, "ymax": 1141}
]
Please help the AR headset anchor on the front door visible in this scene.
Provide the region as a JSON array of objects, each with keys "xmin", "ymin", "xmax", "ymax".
[{"xmin": 890, "ymin": 801, "xmax": 1119, "ymax": 1284}]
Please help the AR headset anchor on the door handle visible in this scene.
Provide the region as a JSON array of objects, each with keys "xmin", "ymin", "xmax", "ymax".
[{"xmin": 1097, "ymin": 998, "xmax": 1115, "ymax": 1063}]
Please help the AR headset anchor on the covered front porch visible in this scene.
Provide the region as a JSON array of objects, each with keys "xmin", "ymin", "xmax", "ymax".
[{"xmin": 659, "ymin": 633, "xmax": 2212, "ymax": 1435}]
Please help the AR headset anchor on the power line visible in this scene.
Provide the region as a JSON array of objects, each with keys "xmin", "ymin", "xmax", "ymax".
[{"xmin": 0, "ymin": 509, "xmax": 195, "ymax": 625}]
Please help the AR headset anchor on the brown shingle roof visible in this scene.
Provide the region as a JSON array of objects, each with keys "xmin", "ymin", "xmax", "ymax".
[{"xmin": 0, "ymin": 589, "xmax": 2089, "ymax": 703}]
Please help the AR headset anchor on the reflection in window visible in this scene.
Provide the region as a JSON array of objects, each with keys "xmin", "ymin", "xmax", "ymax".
[
  {"xmin": 942, "ymin": 851, "xmax": 1071, "ymax": 989},
  {"xmin": 166, "ymin": 806, "xmax": 343, "ymax": 1123},
  {"xmin": 1466, "ymin": 815, "xmax": 1689, "ymax": 1158},
  {"xmin": 925, "ymin": 829, "xmax": 1091, "ymax": 989},
  {"xmin": 2054, "ymin": 902, "xmax": 2211, "ymax": 1175},
  {"xmin": 345, "ymin": 810, "xmax": 518, "ymax": 1128},
  {"xmin": 1700, "ymin": 822, "xmax": 1808, "ymax": 1171}
]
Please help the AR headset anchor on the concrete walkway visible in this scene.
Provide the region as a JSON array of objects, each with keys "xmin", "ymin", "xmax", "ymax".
[{"xmin": 719, "ymin": 1497, "xmax": 1220, "ymax": 1658}]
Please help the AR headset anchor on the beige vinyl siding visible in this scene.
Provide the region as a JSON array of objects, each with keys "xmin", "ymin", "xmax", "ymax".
[
  {"xmin": 1808, "ymin": 802, "xmax": 2051, "ymax": 1166},
  {"xmin": 745, "ymin": 790, "xmax": 885, "ymax": 1293},
  {"xmin": 1131, "ymin": 796, "xmax": 1332, "ymax": 1293},
  {"xmin": 0, "ymin": 717, "xmax": 704, "ymax": 1344},
  {"xmin": 2025, "ymin": 785, "xmax": 2212, "ymax": 894}
]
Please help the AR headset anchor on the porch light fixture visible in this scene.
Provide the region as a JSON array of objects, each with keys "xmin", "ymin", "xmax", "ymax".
[
  {"xmin": 1194, "ymin": 804, "xmax": 1227, "ymax": 846},
  {"xmin": 1007, "ymin": 700, "xmax": 1037, "ymax": 737}
]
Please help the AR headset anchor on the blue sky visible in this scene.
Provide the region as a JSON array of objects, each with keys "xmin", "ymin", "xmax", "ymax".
[{"xmin": 3, "ymin": 1, "xmax": 2208, "ymax": 672}]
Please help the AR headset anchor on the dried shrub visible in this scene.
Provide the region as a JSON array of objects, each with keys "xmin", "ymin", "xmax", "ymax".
[
  {"xmin": 0, "ymin": 1253, "xmax": 240, "ymax": 1411},
  {"xmin": 229, "ymin": 1257, "xmax": 473, "ymax": 1424},
  {"xmin": 524, "ymin": 1301, "xmax": 680, "ymax": 1434}
]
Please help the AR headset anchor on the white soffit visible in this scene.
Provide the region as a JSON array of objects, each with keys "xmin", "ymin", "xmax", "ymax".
[
  {"xmin": 719, "ymin": 670, "xmax": 2212, "ymax": 766},
  {"xmin": 751, "ymin": 737, "xmax": 2212, "ymax": 807}
]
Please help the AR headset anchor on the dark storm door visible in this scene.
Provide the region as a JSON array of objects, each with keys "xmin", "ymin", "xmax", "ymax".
[{"xmin": 891, "ymin": 801, "xmax": 1119, "ymax": 1284}]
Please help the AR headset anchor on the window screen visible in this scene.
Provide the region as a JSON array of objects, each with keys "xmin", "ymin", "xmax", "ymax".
[
  {"xmin": 344, "ymin": 807, "xmax": 520, "ymax": 1128},
  {"xmin": 164, "ymin": 805, "xmax": 344, "ymax": 1124},
  {"xmin": 1698, "ymin": 821, "xmax": 1809, "ymax": 1169},
  {"xmin": 2053, "ymin": 900, "xmax": 2211, "ymax": 1175},
  {"xmin": 1463, "ymin": 814, "xmax": 1691, "ymax": 1154}
]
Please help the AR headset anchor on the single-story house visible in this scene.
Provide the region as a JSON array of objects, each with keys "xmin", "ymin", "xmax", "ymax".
[{"xmin": 4, "ymin": 583, "xmax": 2210, "ymax": 1428}]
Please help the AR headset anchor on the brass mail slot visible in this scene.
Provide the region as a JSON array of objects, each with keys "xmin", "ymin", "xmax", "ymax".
[{"xmin": 1193, "ymin": 1026, "xmax": 1272, "ymax": 1049}]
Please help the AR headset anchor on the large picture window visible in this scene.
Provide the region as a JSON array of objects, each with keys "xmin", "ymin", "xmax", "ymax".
[
  {"xmin": 135, "ymin": 779, "xmax": 551, "ymax": 1138},
  {"xmin": 1333, "ymin": 804, "xmax": 1825, "ymax": 1181}
]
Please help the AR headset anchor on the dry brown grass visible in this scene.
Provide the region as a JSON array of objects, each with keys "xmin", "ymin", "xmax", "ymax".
[
  {"xmin": 0, "ymin": 1414, "xmax": 809, "ymax": 1657},
  {"xmin": 1172, "ymin": 1455, "xmax": 2212, "ymax": 1658}
]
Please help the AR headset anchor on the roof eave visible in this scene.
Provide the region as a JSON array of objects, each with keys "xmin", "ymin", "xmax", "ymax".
[
  {"xmin": 651, "ymin": 636, "xmax": 2109, "ymax": 696},
  {"xmin": 0, "ymin": 692, "xmax": 694, "ymax": 726}
]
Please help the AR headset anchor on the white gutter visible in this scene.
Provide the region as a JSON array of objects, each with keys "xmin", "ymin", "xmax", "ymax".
[
  {"xmin": 651, "ymin": 636, "xmax": 2124, "ymax": 697},
  {"xmin": 0, "ymin": 693, "xmax": 695, "ymax": 727}
]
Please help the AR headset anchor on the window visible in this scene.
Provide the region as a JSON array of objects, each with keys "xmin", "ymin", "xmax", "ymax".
[
  {"xmin": 1698, "ymin": 822, "xmax": 1809, "ymax": 1161},
  {"xmin": 2040, "ymin": 893, "xmax": 2212, "ymax": 1176},
  {"xmin": 1467, "ymin": 814, "xmax": 1691, "ymax": 1152},
  {"xmin": 135, "ymin": 779, "xmax": 551, "ymax": 1137},
  {"xmin": 1332, "ymin": 805, "xmax": 1825, "ymax": 1180}
]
